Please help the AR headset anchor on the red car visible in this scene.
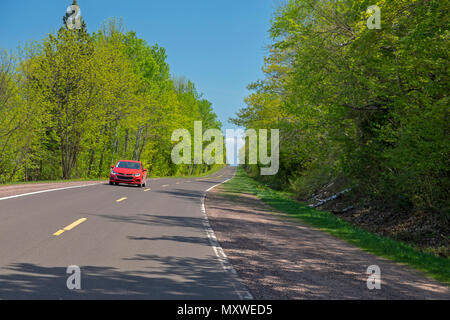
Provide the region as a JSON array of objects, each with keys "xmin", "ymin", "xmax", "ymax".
[{"xmin": 109, "ymin": 160, "xmax": 148, "ymax": 187}]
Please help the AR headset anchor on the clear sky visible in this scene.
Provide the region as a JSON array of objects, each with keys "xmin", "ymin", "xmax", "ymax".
[{"xmin": 0, "ymin": 0, "xmax": 276, "ymax": 132}]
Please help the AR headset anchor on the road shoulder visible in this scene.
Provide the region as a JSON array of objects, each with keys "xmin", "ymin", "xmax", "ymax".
[{"xmin": 205, "ymin": 187, "xmax": 450, "ymax": 299}]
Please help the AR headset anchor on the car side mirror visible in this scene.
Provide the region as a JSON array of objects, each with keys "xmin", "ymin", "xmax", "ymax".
[
  {"xmin": 143, "ymin": 169, "xmax": 147, "ymax": 172},
  {"xmin": 110, "ymin": 165, "xmax": 114, "ymax": 169}
]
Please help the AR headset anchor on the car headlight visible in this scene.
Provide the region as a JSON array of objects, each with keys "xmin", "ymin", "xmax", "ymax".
[
  {"xmin": 132, "ymin": 173, "xmax": 141, "ymax": 177},
  {"xmin": 110, "ymin": 168, "xmax": 117, "ymax": 175}
]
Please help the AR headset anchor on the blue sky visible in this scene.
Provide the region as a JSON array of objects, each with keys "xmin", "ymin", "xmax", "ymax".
[{"xmin": 0, "ymin": 0, "xmax": 276, "ymax": 132}]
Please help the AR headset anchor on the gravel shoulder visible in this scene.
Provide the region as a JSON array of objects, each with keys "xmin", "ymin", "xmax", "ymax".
[
  {"xmin": 205, "ymin": 187, "xmax": 450, "ymax": 300},
  {"xmin": 0, "ymin": 181, "xmax": 104, "ymax": 199}
]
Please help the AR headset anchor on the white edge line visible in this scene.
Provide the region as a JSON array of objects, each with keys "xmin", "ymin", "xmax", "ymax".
[
  {"xmin": 201, "ymin": 171, "xmax": 254, "ymax": 300},
  {"xmin": 0, "ymin": 183, "xmax": 101, "ymax": 201}
]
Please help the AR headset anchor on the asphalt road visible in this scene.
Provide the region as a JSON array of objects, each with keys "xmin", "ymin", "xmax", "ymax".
[{"xmin": 0, "ymin": 166, "xmax": 246, "ymax": 299}]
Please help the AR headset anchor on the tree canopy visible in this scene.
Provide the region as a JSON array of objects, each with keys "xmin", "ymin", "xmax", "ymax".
[{"xmin": 232, "ymin": 0, "xmax": 449, "ymax": 215}]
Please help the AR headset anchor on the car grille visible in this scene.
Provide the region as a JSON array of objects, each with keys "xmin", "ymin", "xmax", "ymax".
[{"xmin": 117, "ymin": 175, "xmax": 133, "ymax": 180}]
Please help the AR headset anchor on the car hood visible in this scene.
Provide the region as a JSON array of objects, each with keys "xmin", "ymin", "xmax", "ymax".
[{"xmin": 113, "ymin": 168, "xmax": 140, "ymax": 174}]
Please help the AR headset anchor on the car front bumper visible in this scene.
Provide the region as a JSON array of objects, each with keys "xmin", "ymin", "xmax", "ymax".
[{"xmin": 110, "ymin": 175, "xmax": 142, "ymax": 184}]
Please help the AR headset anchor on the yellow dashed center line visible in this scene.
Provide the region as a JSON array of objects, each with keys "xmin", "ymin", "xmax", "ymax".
[
  {"xmin": 116, "ymin": 197, "xmax": 127, "ymax": 202},
  {"xmin": 64, "ymin": 218, "xmax": 87, "ymax": 231},
  {"xmin": 162, "ymin": 184, "xmax": 169, "ymax": 188},
  {"xmin": 176, "ymin": 182, "xmax": 180, "ymax": 185},
  {"xmin": 144, "ymin": 188, "xmax": 151, "ymax": 192},
  {"xmin": 53, "ymin": 218, "xmax": 87, "ymax": 236},
  {"xmin": 53, "ymin": 229, "xmax": 64, "ymax": 236}
]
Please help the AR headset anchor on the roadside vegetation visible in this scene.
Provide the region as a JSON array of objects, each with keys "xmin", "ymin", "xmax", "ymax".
[
  {"xmin": 147, "ymin": 163, "xmax": 225, "ymax": 179},
  {"xmin": 0, "ymin": 163, "xmax": 224, "ymax": 187},
  {"xmin": 0, "ymin": 10, "xmax": 221, "ymax": 184},
  {"xmin": 231, "ymin": 0, "xmax": 449, "ymax": 252},
  {"xmin": 223, "ymin": 167, "xmax": 450, "ymax": 284}
]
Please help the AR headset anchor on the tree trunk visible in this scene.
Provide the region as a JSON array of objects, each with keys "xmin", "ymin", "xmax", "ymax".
[
  {"xmin": 133, "ymin": 126, "xmax": 142, "ymax": 160},
  {"xmin": 124, "ymin": 129, "xmax": 129, "ymax": 155}
]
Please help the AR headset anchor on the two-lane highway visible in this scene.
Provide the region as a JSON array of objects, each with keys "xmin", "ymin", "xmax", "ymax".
[{"xmin": 0, "ymin": 166, "xmax": 249, "ymax": 299}]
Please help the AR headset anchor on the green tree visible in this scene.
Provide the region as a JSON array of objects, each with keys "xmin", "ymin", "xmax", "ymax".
[{"xmin": 233, "ymin": 0, "xmax": 449, "ymax": 214}]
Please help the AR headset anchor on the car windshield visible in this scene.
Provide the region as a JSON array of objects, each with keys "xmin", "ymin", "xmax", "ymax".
[{"xmin": 116, "ymin": 161, "xmax": 140, "ymax": 170}]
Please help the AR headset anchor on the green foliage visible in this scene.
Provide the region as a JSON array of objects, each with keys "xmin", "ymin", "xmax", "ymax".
[
  {"xmin": 0, "ymin": 18, "xmax": 220, "ymax": 182},
  {"xmin": 231, "ymin": 0, "xmax": 449, "ymax": 215}
]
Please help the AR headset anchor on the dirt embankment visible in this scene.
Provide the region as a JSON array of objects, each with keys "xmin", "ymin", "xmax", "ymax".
[{"xmin": 311, "ymin": 190, "xmax": 450, "ymax": 257}]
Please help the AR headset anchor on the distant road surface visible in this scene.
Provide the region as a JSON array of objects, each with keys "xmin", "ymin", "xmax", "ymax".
[{"xmin": 0, "ymin": 167, "xmax": 249, "ymax": 299}]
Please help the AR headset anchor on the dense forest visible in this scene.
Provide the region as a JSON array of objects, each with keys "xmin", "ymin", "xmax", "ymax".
[
  {"xmin": 232, "ymin": 0, "xmax": 449, "ymax": 248},
  {"xmin": 0, "ymin": 14, "xmax": 221, "ymax": 183}
]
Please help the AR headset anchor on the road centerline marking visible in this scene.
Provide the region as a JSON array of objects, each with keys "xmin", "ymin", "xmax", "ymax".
[
  {"xmin": 53, "ymin": 218, "xmax": 87, "ymax": 236},
  {"xmin": 162, "ymin": 184, "xmax": 169, "ymax": 188},
  {"xmin": 53, "ymin": 229, "xmax": 65, "ymax": 236},
  {"xmin": 64, "ymin": 218, "xmax": 87, "ymax": 231},
  {"xmin": 116, "ymin": 197, "xmax": 127, "ymax": 202}
]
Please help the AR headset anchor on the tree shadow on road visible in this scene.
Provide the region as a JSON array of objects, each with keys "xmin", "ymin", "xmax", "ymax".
[
  {"xmin": 90, "ymin": 213, "xmax": 205, "ymax": 229},
  {"xmin": 0, "ymin": 254, "xmax": 240, "ymax": 299},
  {"xmin": 127, "ymin": 235, "xmax": 209, "ymax": 246}
]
